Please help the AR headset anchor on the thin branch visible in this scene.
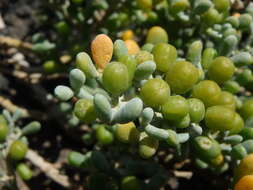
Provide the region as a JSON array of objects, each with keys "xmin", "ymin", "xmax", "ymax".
[
  {"xmin": 244, "ymin": 0, "xmax": 251, "ymax": 9},
  {"xmin": 0, "ymin": 14, "xmax": 5, "ymax": 30},
  {"xmin": 15, "ymin": 174, "xmax": 30, "ymax": 190},
  {"xmin": 25, "ymin": 150, "xmax": 71, "ymax": 188},
  {"xmin": 90, "ymin": 0, "xmax": 126, "ymax": 36},
  {"xmin": 174, "ymin": 159, "xmax": 191, "ymax": 169},
  {"xmin": 0, "ymin": 96, "xmax": 46, "ymax": 120},
  {"xmin": 0, "ymin": 67, "xmax": 67, "ymax": 84},
  {"xmin": 173, "ymin": 171, "xmax": 193, "ymax": 179},
  {"xmin": 54, "ymin": 149, "xmax": 71, "ymax": 169},
  {"xmin": 0, "ymin": 68, "xmax": 28, "ymax": 80},
  {"xmin": 0, "ymin": 96, "xmax": 29, "ymax": 118},
  {"xmin": 0, "ymin": 36, "xmax": 32, "ymax": 50}
]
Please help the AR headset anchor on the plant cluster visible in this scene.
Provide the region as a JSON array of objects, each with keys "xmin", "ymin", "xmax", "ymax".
[
  {"xmin": 36, "ymin": 0, "xmax": 253, "ymax": 75},
  {"xmin": 53, "ymin": 0, "xmax": 253, "ymax": 186},
  {"xmin": 0, "ymin": 110, "xmax": 41, "ymax": 188}
]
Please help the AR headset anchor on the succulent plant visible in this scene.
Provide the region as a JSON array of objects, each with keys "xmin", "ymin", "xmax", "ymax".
[
  {"xmin": 0, "ymin": 110, "xmax": 41, "ymax": 188},
  {"xmin": 52, "ymin": 6, "xmax": 253, "ymax": 185}
]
